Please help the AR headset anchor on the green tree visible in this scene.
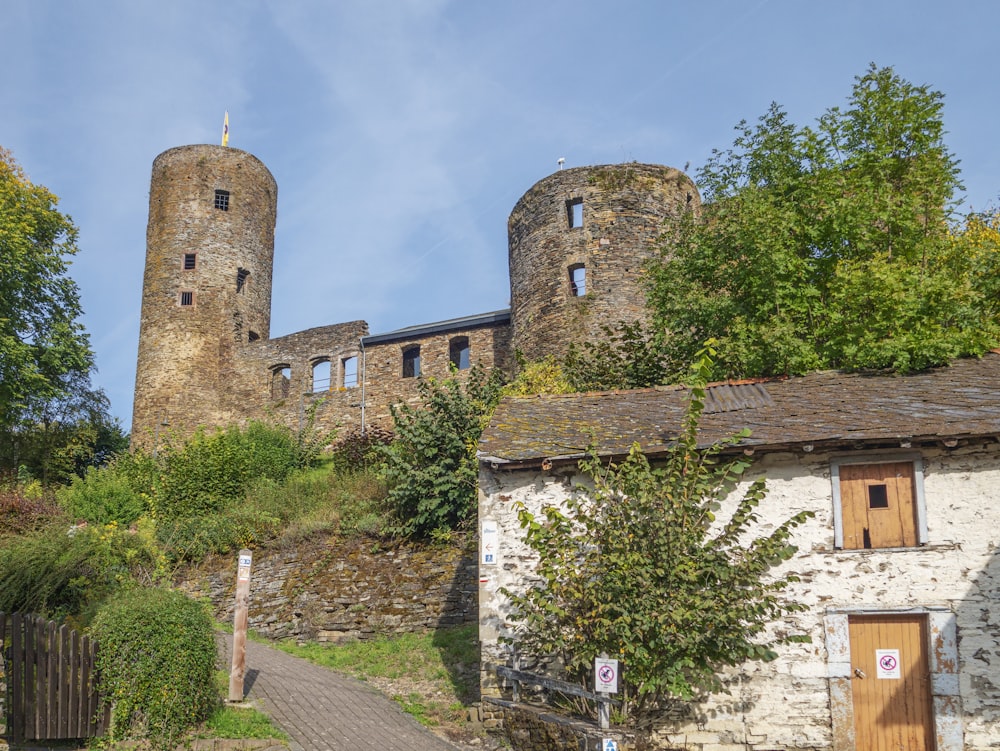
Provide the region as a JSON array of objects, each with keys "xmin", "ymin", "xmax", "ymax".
[
  {"xmin": 0, "ymin": 148, "xmax": 95, "ymax": 435},
  {"xmin": 504, "ymin": 345, "xmax": 812, "ymax": 719},
  {"xmin": 0, "ymin": 368, "xmax": 127, "ymax": 485},
  {"xmin": 646, "ymin": 65, "xmax": 999, "ymax": 380},
  {"xmin": 381, "ymin": 365, "xmax": 503, "ymax": 538}
]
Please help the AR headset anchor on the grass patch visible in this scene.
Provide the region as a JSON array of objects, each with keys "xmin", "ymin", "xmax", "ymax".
[
  {"xmin": 275, "ymin": 623, "xmax": 481, "ymax": 727},
  {"xmin": 201, "ymin": 704, "xmax": 289, "ymax": 741}
]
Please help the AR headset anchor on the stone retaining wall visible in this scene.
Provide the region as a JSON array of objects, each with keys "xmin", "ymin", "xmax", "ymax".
[{"xmin": 175, "ymin": 533, "xmax": 478, "ymax": 641}]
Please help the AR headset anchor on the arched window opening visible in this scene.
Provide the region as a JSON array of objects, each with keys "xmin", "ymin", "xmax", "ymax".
[
  {"xmin": 312, "ymin": 359, "xmax": 331, "ymax": 393},
  {"xmin": 342, "ymin": 355, "xmax": 358, "ymax": 388},
  {"xmin": 449, "ymin": 337, "xmax": 470, "ymax": 370},
  {"xmin": 402, "ymin": 346, "xmax": 421, "ymax": 379},
  {"xmin": 248, "ymin": 331, "xmax": 260, "ymax": 342},
  {"xmin": 569, "ymin": 264, "xmax": 586, "ymax": 297},
  {"xmin": 271, "ymin": 366, "xmax": 291, "ymax": 400}
]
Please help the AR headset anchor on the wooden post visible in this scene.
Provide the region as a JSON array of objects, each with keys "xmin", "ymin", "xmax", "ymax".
[{"xmin": 228, "ymin": 549, "xmax": 253, "ymax": 702}]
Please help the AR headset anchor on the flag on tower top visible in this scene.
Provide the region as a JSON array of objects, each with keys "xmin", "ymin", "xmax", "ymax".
[{"xmin": 222, "ymin": 111, "xmax": 230, "ymax": 147}]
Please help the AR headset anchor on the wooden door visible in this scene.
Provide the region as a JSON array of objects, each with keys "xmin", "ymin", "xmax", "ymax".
[{"xmin": 849, "ymin": 614, "xmax": 935, "ymax": 751}]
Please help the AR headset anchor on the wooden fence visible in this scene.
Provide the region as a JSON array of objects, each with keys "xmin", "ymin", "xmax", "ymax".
[{"xmin": 1, "ymin": 612, "xmax": 108, "ymax": 743}]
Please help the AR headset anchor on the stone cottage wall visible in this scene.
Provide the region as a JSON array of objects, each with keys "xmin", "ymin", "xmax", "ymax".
[{"xmin": 478, "ymin": 443, "xmax": 1000, "ymax": 750}]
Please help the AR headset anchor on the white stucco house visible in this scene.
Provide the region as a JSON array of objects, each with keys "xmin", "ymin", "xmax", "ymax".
[{"xmin": 477, "ymin": 353, "xmax": 1000, "ymax": 750}]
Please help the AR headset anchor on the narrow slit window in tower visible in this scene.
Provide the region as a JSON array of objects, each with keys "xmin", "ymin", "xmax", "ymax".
[
  {"xmin": 214, "ymin": 189, "xmax": 230, "ymax": 211},
  {"xmin": 449, "ymin": 337, "xmax": 470, "ymax": 370},
  {"xmin": 183, "ymin": 253, "xmax": 197, "ymax": 270},
  {"xmin": 569, "ymin": 264, "xmax": 586, "ymax": 297},
  {"xmin": 179, "ymin": 290, "xmax": 194, "ymax": 306},
  {"xmin": 402, "ymin": 346, "xmax": 421, "ymax": 378},
  {"xmin": 567, "ymin": 198, "xmax": 583, "ymax": 228},
  {"xmin": 236, "ymin": 267, "xmax": 250, "ymax": 293},
  {"xmin": 342, "ymin": 356, "xmax": 358, "ymax": 388}
]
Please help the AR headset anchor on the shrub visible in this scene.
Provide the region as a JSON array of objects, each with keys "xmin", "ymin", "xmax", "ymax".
[
  {"xmin": 56, "ymin": 449, "xmax": 159, "ymax": 526},
  {"xmin": 156, "ymin": 421, "xmax": 308, "ymax": 519},
  {"xmin": 91, "ymin": 587, "xmax": 218, "ymax": 748},
  {"xmin": 329, "ymin": 426, "xmax": 393, "ymax": 473},
  {"xmin": 380, "ymin": 366, "xmax": 503, "ymax": 538},
  {"xmin": 0, "ymin": 482, "xmax": 64, "ymax": 536},
  {"xmin": 0, "ymin": 520, "xmax": 165, "ymax": 621}
]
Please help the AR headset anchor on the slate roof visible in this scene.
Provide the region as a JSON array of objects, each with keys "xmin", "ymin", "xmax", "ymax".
[{"xmin": 478, "ymin": 353, "xmax": 1000, "ymax": 468}]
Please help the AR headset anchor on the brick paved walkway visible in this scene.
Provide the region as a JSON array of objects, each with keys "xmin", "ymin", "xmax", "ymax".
[{"xmin": 216, "ymin": 634, "xmax": 464, "ymax": 751}]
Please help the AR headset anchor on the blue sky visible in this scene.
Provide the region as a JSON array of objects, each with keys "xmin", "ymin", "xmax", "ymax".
[{"xmin": 3, "ymin": 1, "xmax": 999, "ymax": 429}]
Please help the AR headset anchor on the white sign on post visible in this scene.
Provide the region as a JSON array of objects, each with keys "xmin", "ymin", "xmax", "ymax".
[
  {"xmin": 594, "ymin": 657, "xmax": 619, "ymax": 694},
  {"xmin": 481, "ymin": 519, "xmax": 498, "ymax": 565},
  {"xmin": 876, "ymin": 649, "xmax": 901, "ymax": 679}
]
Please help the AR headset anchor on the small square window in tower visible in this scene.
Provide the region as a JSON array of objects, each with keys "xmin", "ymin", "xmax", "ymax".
[
  {"xmin": 569, "ymin": 264, "xmax": 586, "ymax": 297},
  {"xmin": 179, "ymin": 290, "xmax": 194, "ymax": 306},
  {"xmin": 183, "ymin": 253, "xmax": 197, "ymax": 270},
  {"xmin": 836, "ymin": 461, "xmax": 921, "ymax": 549},
  {"xmin": 566, "ymin": 198, "xmax": 583, "ymax": 228},
  {"xmin": 236, "ymin": 268, "xmax": 250, "ymax": 293},
  {"xmin": 449, "ymin": 337, "xmax": 470, "ymax": 370},
  {"xmin": 214, "ymin": 189, "xmax": 230, "ymax": 211},
  {"xmin": 402, "ymin": 346, "xmax": 421, "ymax": 378}
]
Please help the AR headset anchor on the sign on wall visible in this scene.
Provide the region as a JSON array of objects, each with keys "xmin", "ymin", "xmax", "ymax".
[
  {"xmin": 481, "ymin": 519, "xmax": 498, "ymax": 565},
  {"xmin": 876, "ymin": 649, "xmax": 901, "ymax": 679}
]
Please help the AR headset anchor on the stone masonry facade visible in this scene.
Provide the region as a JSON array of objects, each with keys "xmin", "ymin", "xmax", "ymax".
[{"xmin": 131, "ymin": 145, "xmax": 699, "ymax": 446}]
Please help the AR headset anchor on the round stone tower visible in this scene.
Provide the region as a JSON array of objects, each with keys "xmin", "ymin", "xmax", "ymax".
[
  {"xmin": 507, "ymin": 163, "xmax": 700, "ymax": 363},
  {"xmin": 131, "ymin": 144, "xmax": 277, "ymax": 446}
]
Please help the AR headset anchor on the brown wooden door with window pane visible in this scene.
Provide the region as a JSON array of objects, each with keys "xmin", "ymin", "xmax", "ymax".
[
  {"xmin": 840, "ymin": 462, "xmax": 918, "ymax": 549},
  {"xmin": 849, "ymin": 615, "xmax": 935, "ymax": 751}
]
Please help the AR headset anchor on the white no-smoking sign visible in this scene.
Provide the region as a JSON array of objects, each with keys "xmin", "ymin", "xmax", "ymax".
[
  {"xmin": 876, "ymin": 649, "xmax": 901, "ymax": 679},
  {"xmin": 594, "ymin": 658, "xmax": 619, "ymax": 694}
]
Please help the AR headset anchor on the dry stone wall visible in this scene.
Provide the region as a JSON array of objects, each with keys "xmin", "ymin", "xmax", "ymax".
[{"xmin": 176, "ymin": 533, "xmax": 478, "ymax": 642}]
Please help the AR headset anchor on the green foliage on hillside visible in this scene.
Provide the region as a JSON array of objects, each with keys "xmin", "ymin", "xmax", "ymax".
[
  {"xmin": 381, "ymin": 365, "xmax": 504, "ymax": 538},
  {"xmin": 504, "ymin": 344, "xmax": 813, "ymax": 719}
]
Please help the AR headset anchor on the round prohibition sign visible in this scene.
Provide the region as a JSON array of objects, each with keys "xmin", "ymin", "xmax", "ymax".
[
  {"xmin": 598, "ymin": 664, "xmax": 616, "ymax": 685},
  {"xmin": 879, "ymin": 654, "xmax": 898, "ymax": 672}
]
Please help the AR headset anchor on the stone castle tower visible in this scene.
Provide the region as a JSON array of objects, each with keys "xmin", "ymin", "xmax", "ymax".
[
  {"xmin": 508, "ymin": 163, "xmax": 698, "ymax": 362},
  {"xmin": 132, "ymin": 145, "xmax": 277, "ymax": 440},
  {"xmin": 131, "ymin": 147, "xmax": 699, "ymax": 446}
]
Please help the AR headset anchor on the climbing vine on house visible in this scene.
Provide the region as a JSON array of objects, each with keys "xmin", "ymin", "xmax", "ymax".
[{"xmin": 504, "ymin": 344, "xmax": 813, "ymax": 720}]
